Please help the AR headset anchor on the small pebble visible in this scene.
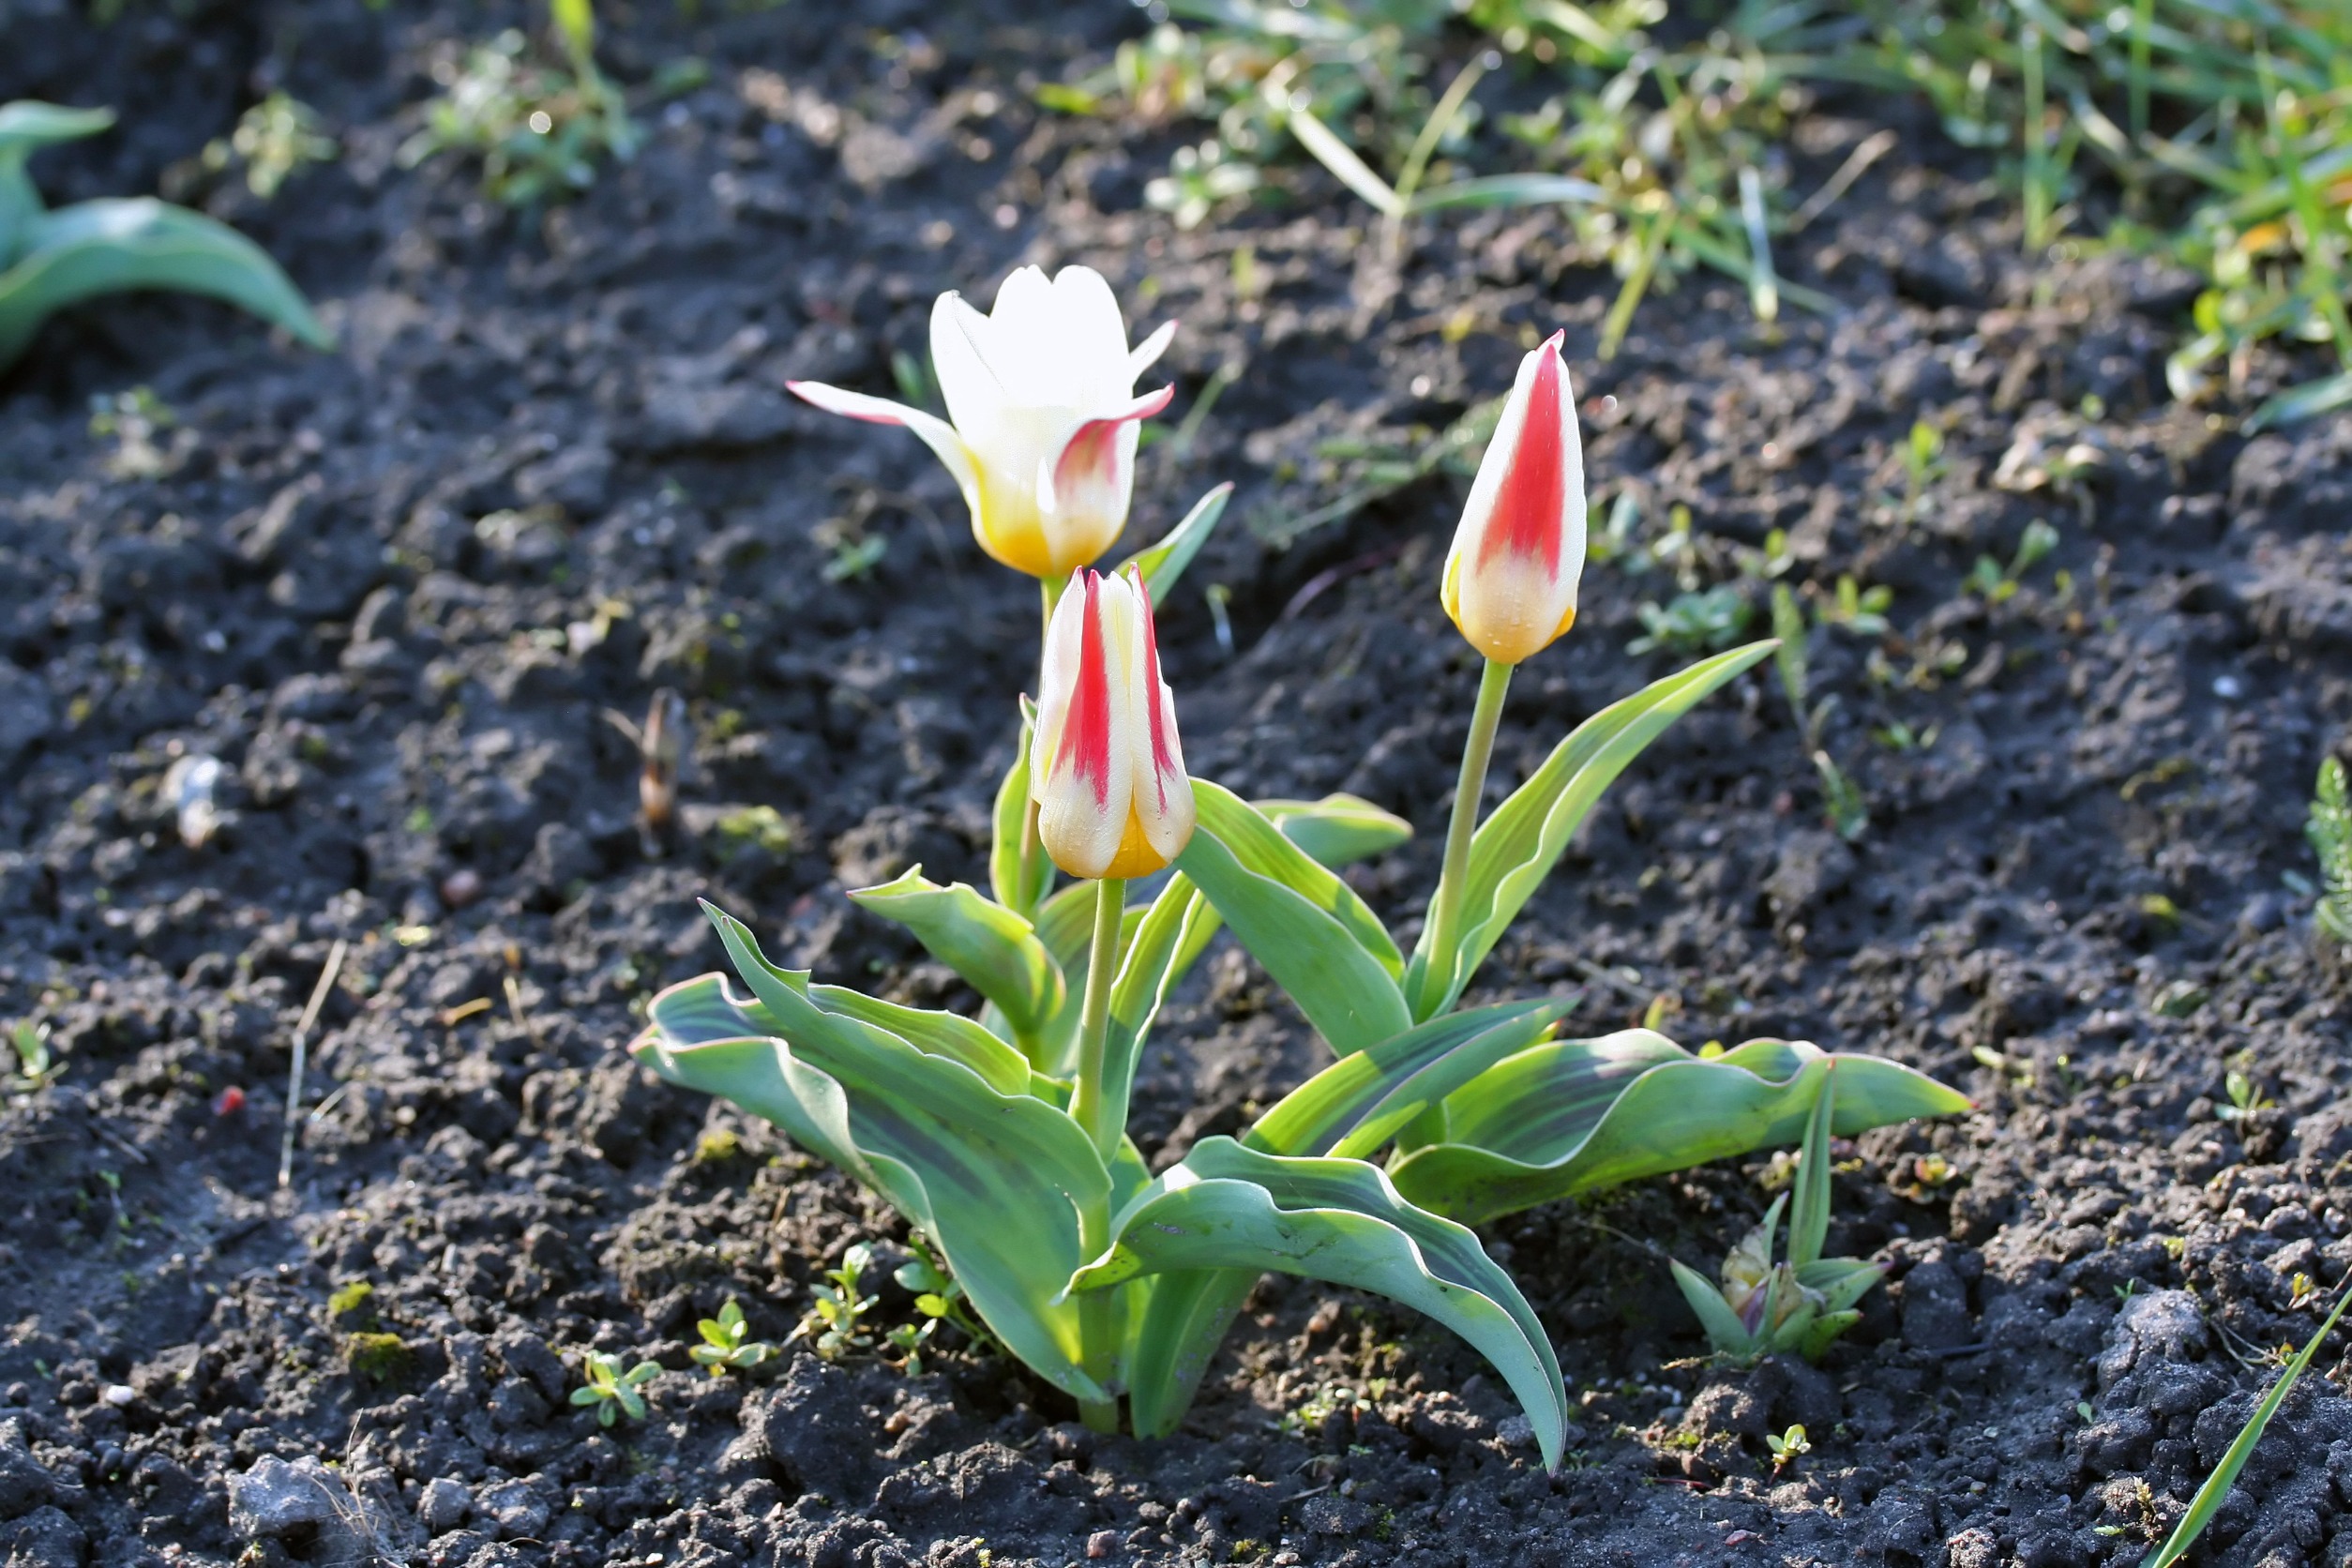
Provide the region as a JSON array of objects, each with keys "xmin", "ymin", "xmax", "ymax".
[
  {"xmin": 2212, "ymin": 673, "xmax": 2244, "ymax": 699},
  {"xmin": 101, "ymin": 1384, "xmax": 135, "ymax": 1408},
  {"xmin": 1086, "ymin": 1530, "xmax": 1118, "ymax": 1560},
  {"xmin": 440, "ymin": 867, "xmax": 483, "ymax": 909}
]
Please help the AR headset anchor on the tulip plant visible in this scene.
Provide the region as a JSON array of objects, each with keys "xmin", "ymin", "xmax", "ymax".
[
  {"xmin": 0, "ymin": 101, "xmax": 330, "ymax": 370},
  {"xmin": 634, "ymin": 268, "xmax": 1967, "ymax": 1464},
  {"xmin": 1670, "ymin": 1063, "xmax": 1887, "ymax": 1364}
]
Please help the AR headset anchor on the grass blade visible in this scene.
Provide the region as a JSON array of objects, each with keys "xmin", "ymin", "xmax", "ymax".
[
  {"xmin": 2142, "ymin": 1274, "xmax": 2352, "ymax": 1568},
  {"xmin": 2244, "ymin": 369, "xmax": 2352, "ymax": 433},
  {"xmin": 1287, "ymin": 103, "xmax": 1402, "ymax": 219}
]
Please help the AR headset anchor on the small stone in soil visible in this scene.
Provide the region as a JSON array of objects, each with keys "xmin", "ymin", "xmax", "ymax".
[
  {"xmin": 1086, "ymin": 1529, "xmax": 1118, "ymax": 1559},
  {"xmin": 417, "ymin": 1476, "xmax": 472, "ymax": 1533}
]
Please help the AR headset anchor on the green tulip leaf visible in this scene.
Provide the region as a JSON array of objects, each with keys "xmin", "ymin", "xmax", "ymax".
[
  {"xmin": 850, "ymin": 867, "xmax": 1066, "ymax": 1063},
  {"xmin": 1390, "ymin": 1033, "xmax": 1971, "ymax": 1226},
  {"xmin": 0, "ymin": 197, "xmax": 331, "ymax": 369},
  {"xmin": 1257, "ymin": 792, "xmax": 1411, "ymax": 869},
  {"xmin": 0, "ymin": 101, "xmax": 116, "ymax": 160},
  {"xmin": 1787, "ymin": 1060, "xmax": 1838, "ymax": 1271},
  {"xmin": 1117, "ymin": 480, "xmax": 1232, "ymax": 607},
  {"xmin": 989, "ymin": 697, "xmax": 1054, "ymax": 919},
  {"xmin": 1123, "ymin": 1268, "xmax": 1258, "ymax": 1439},
  {"xmin": 1246, "ymin": 998, "xmax": 1566, "ymax": 1160},
  {"xmin": 1096, "ymin": 872, "xmax": 1221, "ymax": 1144},
  {"xmin": 1800, "ymin": 1258, "xmax": 1888, "ymax": 1314},
  {"xmin": 1176, "ymin": 780, "xmax": 1409, "ymax": 1056},
  {"xmin": 1070, "ymin": 1137, "xmax": 1569, "ymax": 1470},
  {"xmin": 1407, "ymin": 642, "xmax": 1773, "ymax": 1018},
  {"xmin": 640, "ymin": 970, "xmax": 1037, "ymax": 1101},
  {"xmin": 633, "ymin": 903, "xmax": 1119, "ymax": 1402},
  {"xmin": 1669, "ymin": 1258, "xmax": 1756, "ymax": 1357}
]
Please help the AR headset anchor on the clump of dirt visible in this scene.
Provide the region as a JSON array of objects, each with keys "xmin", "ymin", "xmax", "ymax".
[{"xmin": 5, "ymin": 2, "xmax": 2352, "ymax": 1566}]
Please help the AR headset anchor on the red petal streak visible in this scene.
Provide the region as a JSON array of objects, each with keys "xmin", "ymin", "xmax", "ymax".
[
  {"xmin": 1132, "ymin": 567, "xmax": 1177, "ymax": 811},
  {"xmin": 1054, "ymin": 571, "xmax": 1115, "ymax": 807},
  {"xmin": 1474, "ymin": 333, "xmax": 1568, "ymax": 580},
  {"xmin": 1052, "ymin": 384, "xmax": 1175, "ymax": 498}
]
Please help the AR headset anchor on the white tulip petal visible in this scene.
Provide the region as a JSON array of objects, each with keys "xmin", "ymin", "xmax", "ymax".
[
  {"xmin": 786, "ymin": 380, "xmax": 980, "ymax": 504},
  {"xmin": 929, "ymin": 293, "xmax": 1011, "ymax": 441},
  {"xmin": 1126, "ymin": 319, "xmax": 1177, "ymax": 383}
]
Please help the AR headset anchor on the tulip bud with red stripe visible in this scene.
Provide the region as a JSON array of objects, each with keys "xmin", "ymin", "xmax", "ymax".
[
  {"xmin": 1440, "ymin": 331, "xmax": 1588, "ymax": 666},
  {"xmin": 1031, "ymin": 565, "xmax": 1194, "ymax": 881}
]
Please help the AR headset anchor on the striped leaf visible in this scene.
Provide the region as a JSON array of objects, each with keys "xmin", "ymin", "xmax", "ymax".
[
  {"xmin": 1389, "ymin": 1034, "xmax": 1971, "ymax": 1227},
  {"xmin": 1245, "ymin": 999, "xmax": 1567, "ymax": 1160},
  {"xmin": 635, "ymin": 903, "xmax": 1119, "ymax": 1403},
  {"xmin": 1072, "ymin": 1137, "xmax": 1570, "ymax": 1470},
  {"xmin": 850, "ymin": 867, "xmax": 1065, "ymax": 1064},
  {"xmin": 1176, "ymin": 780, "xmax": 1409, "ymax": 1055}
]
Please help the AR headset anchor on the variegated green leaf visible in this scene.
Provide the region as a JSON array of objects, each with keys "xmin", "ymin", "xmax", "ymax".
[
  {"xmin": 634, "ymin": 904, "xmax": 1119, "ymax": 1403},
  {"xmin": 851, "ymin": 867, "xmax": 1065, "ymax": 1063},
  {"xmin": 1, "ymin": 197, "xmax": 331, "ymax": 369},
  {"xmin": 1255, "ymin": 792, "xmax": 1411, "ymax": 870},
  {"xmin": 1670, "ymin": 1259, "xmax": 1756, "ymax": 1356},
  {"xmin": 1070, "ymin": 1137, "xmax": 1569, "ymax": 1469},
  {"xmin": 990, "ymin": 697, "xmax": 1055, "ymax": 919},
  {"xmin": 1405, "ymin": 643, "xmax": 1773, "ymax": 1019},
  {"xmin": 1093, "ymin": 872, "xmax": 1220, "ymax": 1146},
  {"xmin": 1176, "ymin": 780, "xmax": 1409, "ymax": 1056},
  {"xmin": 1116, "ymin": 481, "xmax": 1231, "ymax": 607},
  {"xmin": 1389, "ymin": 1034, "xmax": 1971, "ymax": 1226},
  {"xmin": 1245, "ymin": 999, "xmax": 1566, "ymax": 1160},
  {"xmin": 637, "ymin": 971, "xmax": 1035, "ymax": 1101},
  {"xmin": 1124, "ymin": 1269, "xmax": 1257, "ymax": 1440}
]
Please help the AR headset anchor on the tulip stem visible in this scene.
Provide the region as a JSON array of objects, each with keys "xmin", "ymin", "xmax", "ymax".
[
  {"xmin": 1072, "ymin": 873, "xmax": 1127, "ymax": 1436},
  {"xmin": 1425, "ymin": 657, "xmax": 1513, "ymax": 1012},
  {"xmin": 1075, "ymin": 1197, "xmax": 1121, "ymax": 1434},
  {"xmin": 1071, "ymin": 876, "xmax": 1126, "ymax": 1161}
]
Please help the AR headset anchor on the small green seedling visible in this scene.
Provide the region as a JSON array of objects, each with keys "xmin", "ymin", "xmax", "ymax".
[
  {"xmin": 883, "ymin": 1320, "xmax": 935, "ymax": 1375},
  {"xmin": 688, "ymin": 1298, "xmax": 776, "ymax": 1378},
  {"xmin": 203, "ymin": 93, "xmax": 337, "ymax": 199},
  {"xmin": 1772, "ymin": 585, "xmax": 1867, "ymax": 842},
  {"xmin": 8, "ymin": 1019, "xmax": 56, "ymax": 1092},
  {"xmin": 1902, "ymin": 421, "xmax": 1948, "ymax": 520},
  {"xmin": 792, "ymin": 1244, "xmax": 879, "ymax": 1360},
  {"xmin": 1966, "ymin": 520, "xmax": 2061, "ymax": 604},
  {"xmin": 1145, "ymin": 138, "xmax": 1260, "ymax": 231},
  {"xmin": 1817, "ymin": 575, "xmax": 1893, "ymax": 638},
  {"xmin": 1813, "ymin": 751, "xmax": 1869, "ymax": 843},
  {"xmin": 1629, "ymin": 585, "xmax": 1753, "ymax": 656},
  {"xmin": 1672, "ymin": 1065, "xmax": 1884, "ymax": 1363},
  {"xmin": 896, "ymin": 1234, "xmax": 991, "ymax": 1349},
  {"xmin": 1872, "ymin": 721, "xmax": 1937, "ymax": 753},
  {"xmin": 569, "ymin": 1350, "xmax": 659, "ymax": 1425},
  {"xmin": 2307, "ymin": 758, "xmax": 2352, "ymax": 942},
  {"xmin": 399, "ymin": 3, "xmax": 636, "ymax": 208},
  {"xmin": 0, "ymin": 100, "xmax": 329, "ymax": 369},
  {"xmin": 2215, "ymin": 1070, "xmax": 2271, "ymax": 1123},
  {"xmin": 1766, "ymin": 1423, "xmax": 1810, "ymax": 1472}
]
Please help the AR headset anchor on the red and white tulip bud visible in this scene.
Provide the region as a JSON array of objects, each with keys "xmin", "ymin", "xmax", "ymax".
[
  {"xmin": 1031, "ymin": 565, "xmax": 1194, "ymax": 881},
  {"xmin": 1440, "ymin": 331, "xmax": 1588, "ymax": 666},
  {"xmin": 789, "ymin": 265, "xmax": 1175, "ymax": 580}
]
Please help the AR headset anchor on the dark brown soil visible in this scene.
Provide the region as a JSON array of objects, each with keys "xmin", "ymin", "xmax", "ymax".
[{"xmin": 6, "ymin": 3, "xmax": 2352, "ymax": 1566}]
